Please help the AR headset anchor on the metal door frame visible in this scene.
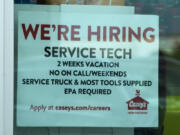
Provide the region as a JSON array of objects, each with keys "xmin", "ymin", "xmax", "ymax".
[{"xmin": 0, "ymin": 0, "xmax": 14, "ymax": 134}]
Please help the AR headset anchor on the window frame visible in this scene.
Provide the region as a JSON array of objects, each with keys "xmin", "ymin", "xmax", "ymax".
[{"xmin": 0, "ymin": 0, "xmax": 14, "ymax": 134}]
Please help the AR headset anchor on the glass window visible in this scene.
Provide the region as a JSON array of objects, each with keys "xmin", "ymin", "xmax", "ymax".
[{"xmin": 14, "ymin": 0, "xmax": 180, "ymax": 135}]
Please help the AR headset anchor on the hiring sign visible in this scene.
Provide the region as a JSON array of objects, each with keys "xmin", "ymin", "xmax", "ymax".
[{"xmin": 17, "ymin": 11, "xmax": 159, "ymax": 127}]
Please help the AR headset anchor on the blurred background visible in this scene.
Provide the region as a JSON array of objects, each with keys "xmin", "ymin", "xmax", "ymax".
[{"xmin": 14, "ymin": 0, "xmax": 180, "ymax": 135}]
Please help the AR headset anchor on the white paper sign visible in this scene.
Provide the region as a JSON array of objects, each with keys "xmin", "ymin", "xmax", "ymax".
[{"xmin": 17, "ymin": 11, "xmax": 159, "ymax": 127}]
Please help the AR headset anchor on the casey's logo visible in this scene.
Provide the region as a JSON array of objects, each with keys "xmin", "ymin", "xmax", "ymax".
[{"xmin": 126, "ymin": 90, "xmax": 149, "ymax": 110}]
